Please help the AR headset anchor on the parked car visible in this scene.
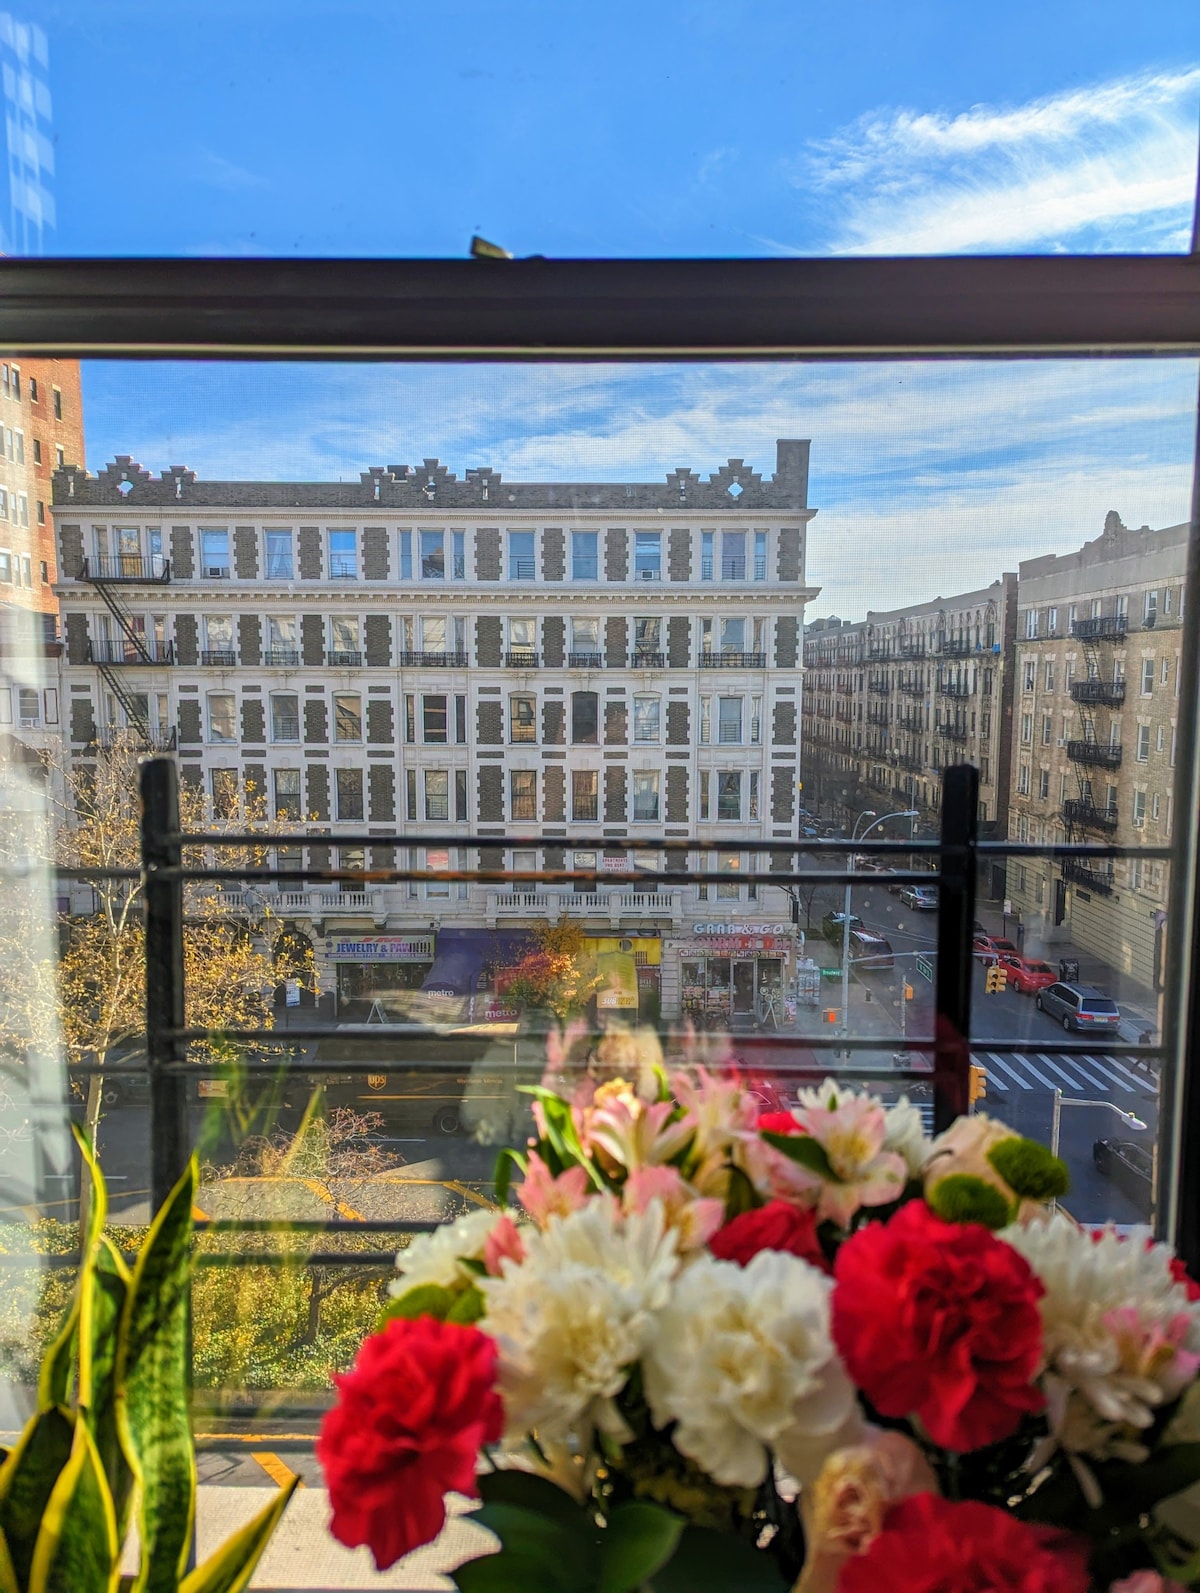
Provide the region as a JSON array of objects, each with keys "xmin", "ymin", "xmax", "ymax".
[
  {"xmin": 1035, "ymin": 982, "xmax": 1121, "ymax": 1033},
  {"xmin": 973, "ymin": 933, "xmax": 1021, "ymax": 965},
  {"xmin": 899, "ymin": 884, "xmax": 938, "ymax": 911},
  {"xmin": 998, "ymin": 954, "xmax": 1057, "ymax": 995},
  {"xmin": 1093, "ymin": 1137, "xmax": 1153, "ymax": 1216},
  {"xmin": 847, "ymin": 928, "xmax": 895, "ymax": 971},
  {"xmin": 821, "ymin": 910, "xmax": 863, "ymax": 942}
]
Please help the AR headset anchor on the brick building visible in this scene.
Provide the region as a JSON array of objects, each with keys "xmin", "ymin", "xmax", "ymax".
[{"xmin": 52, "ymin": 440, "xmax": 818, "ymax": 1021}]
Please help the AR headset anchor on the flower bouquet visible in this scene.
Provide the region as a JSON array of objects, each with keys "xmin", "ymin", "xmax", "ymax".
[{"xmin": 317, "ymin": 1049, "xmax": 1200, "ymax": 1592}]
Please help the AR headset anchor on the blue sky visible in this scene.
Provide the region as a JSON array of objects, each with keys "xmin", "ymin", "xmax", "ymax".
[{"xmin": 23, "ymin": 1, "xmax": 1200, "ymax": 615}]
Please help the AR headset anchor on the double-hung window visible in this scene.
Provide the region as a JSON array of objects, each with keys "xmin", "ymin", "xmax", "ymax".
[
  {"xmin": 334, "ymin": 692, "xmax": 362, "ymax": 742},
  {"xmin": 632, "ymin": 771, "xmax": 659, "ymax": 822},
  {"xmin": 328, "ymin": 529, "xmax": 357, "ymax": 579},
  {"xmin": 572, "ymin": 770, "xmax": 599, "ymax": 822},
  {"xmin": 424, "ymin": 695, "xmax": 448, "ymax": 743},
  {"xmin": 420, "ymin": 530, "xmax": 445, "ymax": 579},
  {"xmin": 634, "ymin": 531, "xmax": 661, "ymax": 581},
  {"xmin": 717, "ymin": 772, "xmax": 742, "ymax": 820},
  {"xmin": 266, "ymin": 616, "xmax": 298, "ymax": 665},
  {"xmin": 510, "ymin": 694, "xmax": 537, "ymax": 743},
  {"xmin": 273, "ymin": 768, "xmax": 301, "ymax": 821},
  {"xmin": 721, "ymin": 531, "xmax": 746, "ymax": 580},
  {"xmin": 753, "ymin": 530, "xmax": 768, "ymax": 580},
  {"xmin": 510, "ymin": 770, "xmax": 537, "ymax": 821},
  {"xmin": 336, "ymin": 767, "xmax": 364, "ymax": 820},
  {"xmin": 572, "ymin": 531, "xmax": 598, "ymax": 580},
  {"xmin": 509, "ymin": 530, "xmax": 536, "ymax": 579},
  {"xmin": 633, "ymin": 695, "xmax": 659, "ymax": 742},
  {"xmin": 265, "ymin": 531, "xmax": 293, "ymax": 579},
  {"xmin": 207, "ymin": 693, "xmax": 236, "ymax": 743},
  {"xmin": 271, "ymin": 693, "xmax": 300, "ymax": 742},
  {"xmin": 718, "ymin": 697, "xmax": 742, "ymax": 743},
  {"xmin": 425, "ymin": 770, "xmax": 449, "ymax": 821},
  {"xmin": 572, "ymin": 691, "xmax": 599, "ymax": 744},
  {"xmin": 570, "ymin": 617, "xmax": 602, "ymax": 666},
  {"xmin": 200, "ymin": 529, "xmax": 230, "ymax": 579},
  {"xmin": 210, "ymin": 770, "xmax": 237, "ymax": 819},
  {"xmin": 329, "ymin": 615, "xmax": 360, "ymax": 665},
  {"xmin": 633, "ymin": 616, "xmax": 662, "ymax": 664}
]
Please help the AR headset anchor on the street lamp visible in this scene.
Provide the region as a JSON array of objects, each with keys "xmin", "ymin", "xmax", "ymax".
[
  {"xmin": 1049, "ymin": 1089, "xmax": 1148, "ymax": 1211},
  {"xmin": 840, "ymin": 809, "xmax": 919, "ymax": 1048}
]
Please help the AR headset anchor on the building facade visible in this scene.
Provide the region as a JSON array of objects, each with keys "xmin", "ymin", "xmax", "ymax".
[
  {"xmin": 802, "ymin": 577, "xmax": 1017, "ymax": 879},
  {"xmin": 51, "ymin": 440, "xmax": 818, "ymax": 1021},
  {"xmin": 1004, "ymin": 513, "xmax": 1186, "ymax": 996}
]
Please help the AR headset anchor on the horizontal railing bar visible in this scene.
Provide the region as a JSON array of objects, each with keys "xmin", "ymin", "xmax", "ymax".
[
  {"xmin": 164, "ymin": 866, "xmax": 945, "ymax": 886},
  {"xmin": 0, "ymin": 1252, "xmax": 402, "ymax": 1270},
  {"xmin": 173, "ymin": 832, "xmax": 944, "ymax": 852},
  {"xmin": 193, "ymin": 1219, "xmax": 442, "ymax": 1234}
]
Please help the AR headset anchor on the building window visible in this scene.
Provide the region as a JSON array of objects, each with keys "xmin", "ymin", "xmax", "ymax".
[
  {"xmin": 721, "ymin": 531, "xmax": 746, "ymax": 581},
  {"xmin": 698, "ymin": 769, "xmax": 710, "ymax": 820},
  {"xmin": 572, "ymin": 690, "xmax": 598, "ymax": 744},
  {"xmin": 572, "ymin": 770, "xmax": 598, "ymax": 822},
  {"xmin": 336, "ymin": 767, "xmax": 364, "ymax": 820},
  {"xmin": 1020, "ymin": 712, "xmax": 1032, "ymax": 744},
  {"xmin": 571, "ymin": 531, "xmax": 598, "ymax": 580},
  {"xmin": 15, "ymin": 686, "xmax": 38, "ymax": 726},
  {"xmin": 200, "ymin": 529, "xmax": 230, "ymax": 579},
  {"xmin": 1047, "ymin": 606, "xmax": 1057, "ymax": 635},
  {"xmin": 334, "ymin": 692, "xmax": 363, "ymax": 742},
  {"xmin": 265, "ymin": 530, "xmax": 293, "ymax": 579},
  {"xmin": 424, "ymin": 694, "xmax": 449, "ymax": 744},
  {"xmin": 425, "ymin": 769, "xmax": 449, "ymax": 821},
  {"xmin": 406, "ymin": 768, "xmax": 417, "ymax": 820},
  {"xmin": 207, "ymin": 693, "xmax": 236, "ymax": 743},
  {"xmin": 632, "ymin": 771, "xmax": 660, "ymax": 822},
  {"xmin": 329, "ymin": 614, "xmax": 361, "ymax": 664},
  {"xmin": 1136, "ymin": 724, "xmax": 1151, "ymax": 762},
  {"xmin": 1152, "ymin": 792, "xmax": 1162, "ymax": 822},
  {"xmin": 32, "ymin": 437, "xmax": 41, "ymax": 464},
  {"xmin": 510, "ymin": 769, "xmax": 537, "ymax": 821},
  {"xmin": 202, "ymin": 615, "xmax": 235, "ymax": 664},
  {"xmin": 1017, "ymin": 763, "xmax": 1030, "ymax": 795},
  {"xmin": 749, "ymin": 770, "xmax": 759, "ymax": 819},
  {"xmin": 1157, "ymin": 724, "xmax": 1165, "ymax": 754},
  {"xmin": 420, "ymin": 530, "xmax": 445, "ymax": 580},
  {"xmin": 716, "ymin": 850, "xmax": 740, "ymax": 899},
  {"xmin": 754, "ymin": 530, "xmax": 768, "ymax": 581},
  {"xmin": 508, "ymin": 530, "xmax": 536, "ymax": 580},
  {"xmin": 425, "ymin": 847, "xmax": 451, "ymax": 899},
  {"xmin": 510, "ymin": 694, "xmax": 537, "ymax": 743},
  {"xmin": 455, "ymin": 768, "xmax": 468, "ymax": 821},
  {"xmin": 52, "ymin": 386, "xmax": 62, "ymax": 420},
  {"xmin": 1133, "ymin": 789, "xmax": 1147, "ymax": 829},
  {"xmin": 266, "ymin": 616, "xmax": 298, "ymax": 664},
  {"xmin": 1023, "ymin": 659, "xmax": 1035, "ymax": 691},
  {"xmin": 456, "ymin": 694, "xmax": 467, "ymax": 743},
  {"xmin": 701, "ymin": 530, "xmax": 714, "ymax": 581},
  {"xmin": 1044, "ymin": 660, "xmax": 1055, "ymax": 692},
  {"xmin": 508, "ymin": 616, "xmax": 537, "ymax": 661},
  {"xmin": 633, "ymin": 615, "xmax": 662, "ymax": 662},
  {"xmin": 717, "ymin": 772, "xmax": 742, "ymax": 821},
  {"xmin": 718, "ymin": 696, "xmax": 743, "ymax": 744},
  {"xmin": 404, "ymin": 694, "xmax": 415, "ymax": 743},
  {"xmin": 399, "ymin": 530, "xmax": 413, "ymax": 579},
  {"xmin": 1142, "ymin": 658, "xmax": 1155, "ymax": 695},
  {"xmin": 1038, "ymin": 769, "xmax": 1050, "ymax": 799},
  {"xmin": 27, "ymin": 376, "xmax": 36, "ymax": 401},
  {"xmin": 633, "ymin": 695, "xmax": 660, "ymax": 742},
  {"xmin": 1025, "ymin": 609, "xmax": 1038, "ymax": 639},
  {"xmin": 273, "ymin": 768, "xmax": 301, "ymax": 820},
  {"xmin": 271, "ymin": 693, "xmax": 300, "ymax": 742},
  {"xmin": 634, "ymin": 531, "xmax": 661, "ymax": 581},
  {"xmin": 1145, "ymin": 590, "xmax": 1158, "ymax": 623},
  {"xmin": 1041, "ymin": 715, "xmax": 1052, "ymax": 745},
  {"xmin": 452, "ymin": 530, "xmax": 466, "ymax": 580},
  {"xmin": 329, "ymin": 529, "xmax": 357, "ymax": 579},
  {"xmin": 36, "ymin": 500, "xmax": 44, "ymax": 524}
]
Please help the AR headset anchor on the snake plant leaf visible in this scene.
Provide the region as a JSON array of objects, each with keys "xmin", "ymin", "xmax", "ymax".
[
  {"xmin": 26, "ymin": 1416, "xmax": 118, "ymax": 1593},
  {"xmin": 75, "ymin": 1128, "xmax": 111, "ymax": 1412},
  {"xmin": 115, "ymin": 1156, "xmax": 198, "ymax": 1593},
  {"xmin": 0, "ymin": 1407, "xmax": 76, "ymax": 1591},
  {"xmin": 178, "ymin": 1480, "xmax": 298, "ymax": 1593},
  {"xmin": 37, "ymin": 1128, "xmax": 110, "ymax": 1412},
  {"xmin": 0, "ymin": 1523, "xmax": 17, "ymax": 1593},
  {"xmin": 85, "ymin": 1238, "xmax": 134, "ymax": 1539}
]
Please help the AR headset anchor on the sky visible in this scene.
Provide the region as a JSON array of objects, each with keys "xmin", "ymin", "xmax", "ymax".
[{"xmin": 16, "ymin": 0, "xmax": 1200, "ymax": 616}]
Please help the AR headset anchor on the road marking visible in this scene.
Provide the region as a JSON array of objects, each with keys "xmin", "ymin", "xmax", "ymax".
[
  {"xmin": 1094, "ymin": 1053, "xmax": 1159, "ymax": 1093},
  {"xmin": 1003, "ymin": 1052, "xmax": 1059, "ymax": 1089},
  {"xmin": 1033, "ymin": 1053, "xmax": 1093, "ymax": 1091},
  {"xmin": 982, "ymin": 1052, "xmax": 1028, "ymax": 1090},
  {"xmin": 1079, "ymin": 1055, "xmax": 1135, "ymax": 1094},
  {"xmin": 301, "ymin": 1178, "xmax": 364, "ymax": 1222},
  {"xmin": 967, "ymin": 1052, "xmax": 1008, "ymax": 1092},
  {"xmin": 384, "ymin": 1175, "xmax": 497, "ymax": 1210},
  {"xmin": 251, "ymin": 1452, "xmax": 305, "ymax": 1489}
]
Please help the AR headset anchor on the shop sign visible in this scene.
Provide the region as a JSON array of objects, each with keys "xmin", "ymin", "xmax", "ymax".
[
  {"xmin": 679, "ymin": 935, "xmax": 792, "ymax": 954},
  {"xmin": 692, "ymin": 922, "xmax": 792, "ymax": 936},
  {"xmin": 603, "ymin": 855, "xmax": 633, "ymax": 872},
  {"xmin": 327, "ymin": 936, "xmax": 434, "ymax": 962}
]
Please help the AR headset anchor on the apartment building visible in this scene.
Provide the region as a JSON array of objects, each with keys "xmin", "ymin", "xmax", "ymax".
[
  {"xmin": 802, "ymin": 577, "xmax": 1017, "ymax": 877},
  {"xmin": 1005, "ymin": 512, "xmax": 1186, "ymax": 995},
  {"xmin": 52, "ymin": 441, "xmax": 818, "ymax": 1022}
]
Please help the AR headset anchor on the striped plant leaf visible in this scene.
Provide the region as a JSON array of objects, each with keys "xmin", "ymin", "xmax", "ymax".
[
  {"xmin": 114, "ymin": 1157, "xmax": 198, "ymax": 1593},
  {"xmin": 37, "ymin": 1129, "xmax": 110, "ymax": 1413},
  {"xmin": 0, "ymin": 1407, "xmax": 76, "ymax": 1591},
  {"xmin": 178, "ymin": 1481, "xmax": 297, "ymax": 1593},
  {"xmin": 84, "ymin": 1238, "xmax": 134, "ymax": 1539},
  {"xmin": 26, "ymin": 1418, "xmax": 118, "ymax": 1593}
]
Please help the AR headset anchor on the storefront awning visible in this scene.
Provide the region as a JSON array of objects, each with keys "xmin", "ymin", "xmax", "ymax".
[{"xmin": 420, "ymin": 929, "xmax": 533, "ymax": 997}]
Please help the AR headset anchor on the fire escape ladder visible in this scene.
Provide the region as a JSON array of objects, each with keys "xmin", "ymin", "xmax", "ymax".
[
  {"xmin": 91, "ymin": 577, "xmax": 154, "ymax": 663},
  {"xmin": 95, "ymin": 659, "xmax": 153, "ymax": 745}
]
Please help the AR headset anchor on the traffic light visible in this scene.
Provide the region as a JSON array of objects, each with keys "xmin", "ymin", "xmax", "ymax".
[
  {"xmin": 968, "ymin": 1063, "xmax": 987, "ymax": 1108},
  {"xmin": 985, "ymin": 962, "xmax": 1008, "ymax": 994},
  {"xmin": 903, "ymin": 983, "xmax": 914, "ymax": 1001},
  {"xmin": 824, "ymin": 1008, "xmax": 838, "ymax": 1024}
]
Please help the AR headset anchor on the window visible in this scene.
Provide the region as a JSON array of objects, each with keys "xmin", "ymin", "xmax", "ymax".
[
  {"xmin": 273, "ymin": 768, "xmax": 301, "ymax": 821},
  {"xmin": 717, "ymin": 772, "xmax": 742, "ymax": 820},
  {"xmin": 717, "ymin": 850, "xmax": 740, "ymax": 898},
  {"xmin": 633, "ymin": 695, "xmax": 660, "ymax": 742},
  {"xmin": 54, "ymin": 444, "xmax": 63, "ymax": 470},
  {"xmin": 510, "ymin": 769, "xmax": 537, "ymax": 821},
  {"xmin": 750, "ymin": 694, "xmax": 762, "ymax": 743},
  {"xmin": 571, "ymin": 617, "xmax": 601, "ymax": 663},
  {"xmin": 1041, "ymin": 715, "xmax": 1052, "ymax": 745},
  {"xmin": 572, "ymin": 769, "xmax": 599, "ymax": 822},
  {"xmin": 1133, "ymin": 789, "xmax": 1147, "ymax": 829},
  {"xmin": 207, "ymin": 771, "xmax": 237, "ymax": 823},
  {"xmin": 754, "ymin": 530, "xmax": 768, "ymax": 581},
  {"xmin": 572, "ymin": 690, "xmax": 599, "ymax": 744},
  {"xmin": 52, "ymin": 386, "xmax": 62, "ymax": 420},
  {"xmin": 265, "ymin": 531, "xmax": 293, "ymax": 579},
  {"xmin": 266, "ymin": 616, "xmax": 298, "ymax": 664},
  {"xmin": 749, "ymin": 770, "xmax": 759, "ymax": 819},
  {"xmin": 406, "ymin": 768, "xmax": 417, "ymax": 821},
  {"xmin": 455, "ymin": 768, "xmax": 468, "ymax": 821},
  {"xmin": 1163, "ymin": 656, "xmax": 1171, "ymax": 685},
  {"xmin": 632, "ymin": 771, "xmax": 660, "ymax": 822},
  {"xmin": 1142, "ymin": 658, "xmax": 1155, "ymax": 695},
  {"xmin": 509, "ymin": 616, "xmax": 537, "ymax": 660},
  {"xmin": 16, "ymin": 493, "xmax": 27, "ymax": 528},
  {"xmin": 633, "ymin": 615, "xmax": 662, "ymax": 661},
  {"xmin": 0, "ymin": 550, "xmax": 10, "ymax": 583},
  {"xmin": 1017, "ymin": 763, "xmax": 1030, "ymax": 796},
  {"xmin": 207, "ymin": 693, "xmax": 236, "ymax": 743},
  {"xmin": 718, "ymin": 696, "xmax": 743, "ymax": 743},
  {"xmin": 456, "ymin": 694, "xmax": 467, "ymax": 743},
  {"xmin": 203, "ymin": 615, "xmax": 234, "ymax": 663},
  {"xmin": 200, "ymin": 529, "xmax": 230, "ymax": 578},
  {"xmin": 1023, "ymin": 659, "xmax": 1035, "ymax": 690},
  {"xmin": 634, "ymin": 531, "xmax": 661, "ymax": 580},
  {"xmin": 1047, "ymin": 606, "xmax": 1057, "ymax": 635},
  {"xmin": 271, "ymin": 693, "xmax": 300, "ymax": 742},
  {"xmin": 334, "ymin": 692, "xmax": 362, "ymax": 742},
  {"xmin": 1153, "ymin": 792, "xmax": 1162, "ymax": 822},
  {"xmin": 572, "ymin": 531, "xmax": 598, "ymax": 580},
  {"xmin": 721, "ymin": 616, "xmax": 746, "ymax": 654},
  {"xmin": 330, "ymin": 615, "xmax": 361, "ymax": 663},
  {"xmin": 424, "ymin": 694, "xmax": 449, "ymax": 743},
  {"xmin": 1132, "ymin": 723, "xmax": 1151, "ymax": 762},
  {"xmin": 416, "ymin": 530, "xmax": 443, "ymax": 580},
  {"xmin": 425, "ymin": 769, "xmax": 449, "ymax": 821},
  {"xmin": 721, "ymin": 530, "xmax": 746, "ymax": 580},
  {"xmin": 1044, "ymin": 660, "xmax": 1055, "ymax": 692},
  {"xmin": 329, "ymin": 529, "xmax": 357, "ymax": 579},
  {"xmin": 32, "ymin": 438, "xmax": 41, "ymax": 465},
  {"xmin": 1116, "ymin": 594, "xmax": 1129, "ymax": 620},
  {"xmin": 509, "ymin": 530, "xmax": 536, "ymax": 580},
  {"xmin": 1025, "ymin": 609, "xmax": 1038, "ymax": 639},
  {"xmin": 425, "ymin": 848, "xmax": 451, "ymax": 899},
  {"xmin": 698, "ymin": 769, "xmax": 710, "ymax": 820},
  {"xmin": 510, "ymin": 694, "xmax": 537, "ymax": 743},
  {"xmin": 701, "ymin": 530, "xmax": 714, "ymax": 581},
  {"xmin": 1157, "ymin": 725, "xmax": 1166, "ymax": 754},
  {"xmin": 404, "ymin": 694, "xmax": 416, "ymax": 743},
  {"xmin": 452, "ymin": 530, "xmax": 466, "ymax": 580},
  {"xmin": 1145, "ymin": 590, "xmax": 1158, "ymax": 623},
  {"xmin": 1020, "ymin": 712, "xmax": 1032, "ymax": 744},
  {"xmin": 16, "ymin": 686, "xmax": 38, "ymax": 726},
  {"xmin": 1038, "ymin": 769, "xmax": 1050, "ymax": 799},
  {"xmin": 36, "ymin": 501, "xmax": 44, "ymax": 524},
  {"xmin": 27, "ymin": 376, "xmax": 35, "ymax": 402},
  {"xmin": 399, "ymin": 530, "xmax": 413, "ymax": 579},
  {"xmin": 336, "ymin": 767, "xmax": 364, "ymax": 820}
]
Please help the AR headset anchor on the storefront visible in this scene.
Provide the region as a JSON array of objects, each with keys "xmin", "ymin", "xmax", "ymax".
[
  {"xmin": 583, "ymin": 936, "xmax": 662, "ymax": 1018},
  {"xmin": 421, "ymin": 928, "xmax": 534, "ymax": 1023},
  {"xmin": 673, "ymin": 923, "xmax": 796, "ymax": 1027},
  {"xmin": 326, "ymin": 934, "xmax": 435, "ymax": 1017}
]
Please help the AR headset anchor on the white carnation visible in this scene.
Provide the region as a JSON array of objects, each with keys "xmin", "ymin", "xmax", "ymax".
[
  {"xmin": 882, "ymin": 1096, "xmax": 932, "ymax": 1179},
  {"xmin": 642, "ymin": 1249, "xmax": 860, "ymax": 1490},
  {"xmin": 391, "ymin": 1206, "xmax": 505, "ymax": 1295},
  {"xmin": 479, "ymin": 1196, "xmax": 680, "ymax": 1443}
]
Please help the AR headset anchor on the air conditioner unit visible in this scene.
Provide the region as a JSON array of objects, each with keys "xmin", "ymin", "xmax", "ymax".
[
  {"xmin": 1056, "ymin": 738, "xmax": 1066, "ymax": 748},
  {"xmin": 205, "ymin": 565, "xmax": 229, "ymax": 579},
  {"xmin": 19, "ymin": 716, "xmax": 38, "ymax": 728},
  {"xmin": 639, "ymin": 569, "xmax": 658, "ymax": 580}
]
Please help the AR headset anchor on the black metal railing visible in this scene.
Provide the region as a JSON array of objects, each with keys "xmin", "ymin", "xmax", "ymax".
[
  {"xmin": 939, "ymin": 638, "xmax": 972, "ymax": 657},
  {"xmin": 327, "ymin": 649, "xmax": 364, "ymax": 667},
  {"xmin": 699, "ymin": 652, "xmax": 767, "ymax": 668},
  {"xmin": 263, "ymin": 647, "xmax": 300, "ymax": 666},
  {"xmin": 505, "ymin": 650, "xmax": 540, "ymax": 668},
  {"xmin": 1063, "ymin": 799, "xmax": 1119, "ymax": 831},
  {"xmin": 396, "ymin": 650, "xmax": 469, "ymax": 666},
  {"xmin": 81, "ymin": 554, "xmax": 171, "ymax": 582},
  {"xmin": 938, "ymin": 681, "xmax": 972, "ymax": 698},
  {"xmin": 630, "ymin": 651, "xmax": 666, "ymax": 668},
  {"xmin": 1071, "ymin": 679, "xmax": 1126, "ymax": 705},
  {"xmin": 1061, "ymin": 857, "xmax": 1116, "ymax": 894},
  {"xmin": 568, "ymin": 651, "xmax": 604, "ymax": 668},
  {"xmin": 939, "ymin": 723, "xmax": 969, "ymax": 742},
  {"xmin": 1071, "ymin": 615, "xmax": 1128, "ymax": 641},
  {"xmin": 199, "ymin": 649, "xmax": 237, "ymax": 667},
  {"xmin": 1067, "ymin": 739, "xmax": 1123, "ymax": 768},
  {"xmin": 87, "ymin": 639, "xmax": 174, "ymax": 665}
]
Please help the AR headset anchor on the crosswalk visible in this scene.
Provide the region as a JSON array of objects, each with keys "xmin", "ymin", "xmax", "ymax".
[{"xmin": 969, "ymin": 1049, "xmax": 1158, "ymax": 1098}]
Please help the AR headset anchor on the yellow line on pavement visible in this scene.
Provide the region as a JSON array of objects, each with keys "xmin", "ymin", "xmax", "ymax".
[
  {"xmin": 300, "ymin": 1178, "xmax": 364, "ymax": 1222},
  {"xmin": 252, "ymin": 1452, "xmax": 305, "ymax": 1489}
]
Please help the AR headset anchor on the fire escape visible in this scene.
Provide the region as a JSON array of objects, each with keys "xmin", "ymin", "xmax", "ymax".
[
  {"xmin": 81, "ymin": 554, "xmax": 175, "ymax": 749},
  {"xmin": 1062, "ymin": 612, "xmax": 1126, "ymax": 894}
]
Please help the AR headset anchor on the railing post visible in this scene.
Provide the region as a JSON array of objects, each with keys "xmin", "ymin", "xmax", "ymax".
[
  {"xmin": 933, "ymin": 763, "xmax": 978, "ymax": 1131},
  {"xmin": 141, "ymin": 756, "xmax": 189, "ymax": 1211}
]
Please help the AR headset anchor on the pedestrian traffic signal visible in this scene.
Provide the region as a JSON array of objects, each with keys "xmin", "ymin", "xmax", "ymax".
[
  {"xmin": 985, "ymin": 962, "xmax": 1008, "ymax": 994},
  {"xmin": 968, "ymin": 1064, "xmax": 987, "ymax": 1107},
  {"xmin": 824, "ymin": 1008, "xmax": 838, "ymax": 1024}
]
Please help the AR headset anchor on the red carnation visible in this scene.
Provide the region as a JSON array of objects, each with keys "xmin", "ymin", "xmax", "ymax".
[
  {"xmin": 838, "ymin": 1494, "xmax": 1090, "ymax": 1593},
  {"xmin": 1168, "ymin": 1254, "xmax": 1200, "ymax": 1301},
  {"xmin": 757, "ymin": 1109, "xmax": 804, "ymax": 1137},
  {"xmin": 316, "ymin": 1316, "xmax": 504, "ymax": 1569},
  {"xmin": 710, "ymin": 1199, "xmax": 830, "ymax": 1273},
  {"xmin": 832, "ymin": 1200, "xmax": 1044, "ymax": 1452}
]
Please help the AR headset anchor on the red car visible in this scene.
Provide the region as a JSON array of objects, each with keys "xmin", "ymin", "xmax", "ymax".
[
  {"xmin": 972, "ymin": 933, "xmax": 1021, "ymax": 965},
  {"xmin": 998, "ymin": 954, "xmax": 1057, "ymax": 995}
]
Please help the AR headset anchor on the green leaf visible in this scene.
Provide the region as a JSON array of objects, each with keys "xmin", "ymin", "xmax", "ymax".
[
  {"xmin": 74, "ymin": 1129, "xmax": 110, "ymax": 1413},
  {"xmin": 598, "ymin": 1502, "xmax": 683, "ymax": 1593},
  {"xmin": 85, "ymin": 1238, "xmax": 134, "ymax": 1539},
  {"xmin": 493, "ymin": 1148, "xmax": 527, "ymax": 1207},
  {"xmin": 26, "ymin": 1416, "xmax": 119, "ymax": 1593},
  {"xmin": 0, "ymin": 1526, "xmax": 17, "ymax": 1593},
  {"xmin": 179, "ymin": 1479, "xmax": 297, "ymax": 1593},
  {"xmin": 38, "ymin": 1128, "xmax": 110, "ymax": 1414},
  {"xmin": 454, "ymin": 1550, "xmax": 575, "ymax": 1593},
  {"xmin": 446, "ymin": 1287, "xmax": 486, "ymax": 1325},
  {"xmin": 115, "ymin": 1156, "xmax": 199, "ymax": 1593},
  {"xmin": 761, "ymin": 1130, "xmax": 840, "ymax": 1182},
  {"xmin": 645, "ymin": 1525, "xmax": 789, "ymax": 1593},
  {"xmin": 466, "ymin": 1503, "xmax": 591, "ymax": 1592},
  {"xmin": 477, "ymin": 1469, "xmax": 591, "ymax": 1530},
  {"xmin": 517, "ymin": 1090, "xmax": 606, "ymax": 1191},
  {"xmin": 0, "ymin": 1407, "xmax": 77, "ymax": 1591},
  {"xmin": 379, "ymin": 1283, "xmax": 455, "ymax": 1326}
]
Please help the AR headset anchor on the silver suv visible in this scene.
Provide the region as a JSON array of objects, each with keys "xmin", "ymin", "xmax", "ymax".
[{"xmin": 1034, "ymin": 982, "xmax": 1121, "ymax": 1034}]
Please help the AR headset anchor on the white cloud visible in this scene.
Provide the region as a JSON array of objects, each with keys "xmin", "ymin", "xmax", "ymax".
[{"xmin": 793, "ymin": 68, "xmax": 1200, "ymax": 255}]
